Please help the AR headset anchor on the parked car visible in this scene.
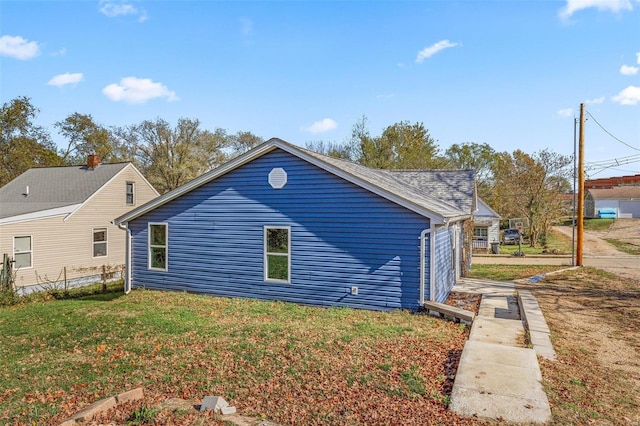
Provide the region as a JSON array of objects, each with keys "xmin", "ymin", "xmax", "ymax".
[{"xmin": 502, "ymin": 228, "xmax": 522, "ymax": 245}]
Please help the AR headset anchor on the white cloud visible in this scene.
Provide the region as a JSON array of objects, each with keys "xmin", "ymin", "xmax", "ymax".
[
  {"xmin": 586, "ymin": 96, "xmax": 605, "ymax": 104},
  {"xmin": 0, "ymin": 35, "xmax": 40, "ymax": 60},
  {"xmin": 621, "ymin": 64, "xmax": 639, "ymax": 75},
  {"xmin": 415, "ymin": 40, "xmax": 459, "ymax": 63},
  {"xmin": 300, "ymin": 118, "xmax": 338, "ymax": 134},
  {"xmin": 611, "ymin": 85, "xmax": 640, "ymax": 105},
  {"xmin": 100, "ymin": 1, "xmax": 148, "ymax": 23},
  {"xmin": 559, "ymin": 0, "xmax": 633, "ymax": 19},
  {"xmin": 47, "ymin": 72, "xmax": 84, "ymax": 87},
  {"xmin": 637, "ymin": 52, "xmax": 640, "ymax": 64},
  {"xmin": 557, "ymin": 108, "xmax": 574, "ymax": 117},
  {"xmin": 102, "ymin": 77, "xmax": 178, "ymax": 103}
]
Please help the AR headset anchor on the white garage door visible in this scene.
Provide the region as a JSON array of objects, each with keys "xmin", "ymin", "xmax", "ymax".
[{"xmin": 619, "ymin": 201, "xmax": 640, "ymax": 218}]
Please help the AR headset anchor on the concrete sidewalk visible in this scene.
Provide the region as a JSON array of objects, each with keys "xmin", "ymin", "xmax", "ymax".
[{"xmin": 449, "ymin": 278, "xmax": 552, "ymax": 424}]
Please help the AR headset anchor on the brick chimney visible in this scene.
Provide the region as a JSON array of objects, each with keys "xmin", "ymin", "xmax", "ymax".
[{"xmin": 87, "ymin": 154, "xmax": 101, "ymax": 169}]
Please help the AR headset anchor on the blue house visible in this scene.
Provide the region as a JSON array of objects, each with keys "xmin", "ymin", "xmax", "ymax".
[{"xmin": 114, "ymin": 139, "xmax": 474, "ymax": 310}]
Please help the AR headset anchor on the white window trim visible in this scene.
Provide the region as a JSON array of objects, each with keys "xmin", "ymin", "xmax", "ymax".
[
  {"xmin": 92, "ymin": 227, "xmax": 108, "ymax": 258},
  {"xmin": 473, "ymin": 227, "xmax": 489, "ymax": 239},
  {"xmin": 13, "ymin": 235, "xmax": 33, "ymax": 270},
  {"xmin": 148, "ymin": 222, "xmax": 168, "ymax": 271},
  {"xmin": 264, "ymin": 225, "xmax": 291, "ymax": 283},
  {"xmin": 126, "ymin": 182, "xmax": 135, "ymax": 206}
]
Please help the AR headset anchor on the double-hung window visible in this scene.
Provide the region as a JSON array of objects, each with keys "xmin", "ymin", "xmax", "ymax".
[
  {"xmin": 148, "ymin": 223, "xmax": 168, "ymax": 271},
  {"xmin": 13, "ymin": 236, "xmax": 32, "ymax": 269},
  {"xmin": 264, "ymin": 226, "xmax": 290, "ymax": 282},
  {"xmin": 473, "ymin": 227, "xmax": 488, "ymax": 239},
  {"xmin": 93, "ymin": 228, "xmax": 108, "ymax": 257},
  {"xmin": 126, "ymin": 182, "xmax": 135, "ymax": 205}
]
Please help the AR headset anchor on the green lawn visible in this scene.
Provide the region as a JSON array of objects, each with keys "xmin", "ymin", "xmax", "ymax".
[
  {"xmin": 583, "ymin": 218, "xmax": 614, "ymax": 231},
  {"xmin": 468, "ymin": 264, "xmax": 564, "ymax": 281},
  {"xmin": 0, "ymin": 283, "xmax": 478, "ymax": 425},
  {"xmin": 496, "ymin": 228, "xmax": 573, "ymax": 256}
]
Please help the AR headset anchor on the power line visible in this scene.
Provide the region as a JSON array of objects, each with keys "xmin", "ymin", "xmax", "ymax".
[{"xmin": 586, "ymin": 110, "xmax": 640, "ymax": 152}]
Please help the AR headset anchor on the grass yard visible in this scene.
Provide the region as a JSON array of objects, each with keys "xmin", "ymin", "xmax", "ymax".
[
  {"xmin": 605, "ymin": 238, "xmax": 640, "ymax": 255},
  {"xmin": 0, "ymin": 284, "xmax": 483, "ymax": 425},
  {"xmin": 497, "ymin": 228, "xmax": 573, "ymax": 256},
  {"xmin": 471, "ymin": 265, "xmax": 640, "ymax": 425},
  {"xmin": 583, "ymin": 218, "xmax": 614, "ymax": 232}
]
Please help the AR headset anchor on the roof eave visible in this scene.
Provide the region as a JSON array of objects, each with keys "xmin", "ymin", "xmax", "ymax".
[{"xmin": 115, "ymin": 138, "xmax": 467, "ymax": 226}]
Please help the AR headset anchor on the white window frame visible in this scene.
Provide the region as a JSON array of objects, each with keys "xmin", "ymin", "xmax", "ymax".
[
  {"xmin": 126, "ymin": 182, "xmax": 135, "ymax": 205},
  {"xmin": 148, "ymin": 222, "xmax": 168, "ymax": 271},
  {"xmin": 92, "ymin": 228, "xmax": 108, "ymax": 258},
  {"xmin": 264, "ymin": 225, "xmax": 291, "ymax": 283},
  {"xmin": 13, "ymin": 235, "xmax": 33, "ymax": 269},
  {"xmin": 473, "ymin": 227, "xmax": 488, "ymax": 239}
]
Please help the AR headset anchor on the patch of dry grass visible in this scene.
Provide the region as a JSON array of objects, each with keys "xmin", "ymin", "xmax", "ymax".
[
  {"xmin": 518, "ymin": 268, "xmax": 640, "ymax": 425},
  {"xmin": 0, "ymin": 290, "xmax": 485, "ymax": 425}
]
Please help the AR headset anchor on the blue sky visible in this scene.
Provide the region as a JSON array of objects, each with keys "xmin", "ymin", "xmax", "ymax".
[{"xmin": 1, "ymin": 0, "xmax": 639, "ymax": 178}]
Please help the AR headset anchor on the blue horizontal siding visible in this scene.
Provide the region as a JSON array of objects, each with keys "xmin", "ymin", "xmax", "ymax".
[
  {"xmin": 434, "ymin": 226, "xmax": 458, "ymax": 303},
  {"xmin": 129, "ymin": 149, "xmax": 432, "ymax": 310}
]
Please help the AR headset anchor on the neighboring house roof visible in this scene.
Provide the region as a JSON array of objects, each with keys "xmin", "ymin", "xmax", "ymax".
[
  {"xmin": 475, "ymin": 197, "xmax": 501, "ymax": 218},
  {"xmin": 385, "ymin": 169, "xmax": 475, "ymax": 213},
  {"xmin": 585, "ymin": 174, "xmax": 640, "ymax": 189},
  {"xmin": 0, "ymin": 162, "xmax": 150, "ymax": 223},
  {"xmin": 587, "ymin": 186, "xmax": 640, "ymax": 200},
  {"xmin": 116, "ymin": 138, "xmax": 473, "ymax": 226}
]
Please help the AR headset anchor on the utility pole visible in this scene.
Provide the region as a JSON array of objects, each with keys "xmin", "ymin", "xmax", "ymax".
[
  {"xmin": 576, "ymin": 103, "xmax": 585, "ymax": 266},
  {"xmin": 572, "ymin": 117, "xmax": 577, "ymax": 266}
]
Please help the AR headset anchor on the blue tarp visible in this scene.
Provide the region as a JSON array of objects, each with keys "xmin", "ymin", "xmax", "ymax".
[{"xmin": 598, "ymin": 209, "xmax": 617, "ymax": 219}]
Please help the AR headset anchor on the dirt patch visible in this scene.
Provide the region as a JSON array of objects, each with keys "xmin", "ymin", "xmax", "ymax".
[
  {"xmin": 444, "ymin": 292, "xmax": 481, "ymax": 315},
  {"xmin": 517, "ymin": 268, "xmax": 640, "ymax": 424},
  {"xmin": 554, "ymin": 218, "xmax": 640, "ymax": 257},
  {"xmin": 593, "ymin": 218, "xmax": 640, "ymax": 246}
]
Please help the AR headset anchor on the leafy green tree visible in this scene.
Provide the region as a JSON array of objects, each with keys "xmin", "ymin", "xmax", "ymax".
[
  {"xmin": 55, "ymin": 113, "xmax": 126, "ymax": 165},
  {"xmin": 124, "ymin": 118, "xmax": 229, "ymax": 194},
  {"xmin": 444, "ymin": 142, "xmax": 498, "ymax": 201},
  {"xmin": 491, "ymin": 149, "xmax": 571, "ymax": 247},
  {"xmin": 0, "ymin": 97, "xmax": 61, "ymax": 186},
  {"xmin": 304, "ymin": 140, "xmax": 352, "ymax": 160},
  {"xmin": 352, "ymin": 117, "xmax": 445, "ymax": 169},
  {"xmin": 226, "ymin": 131, "xmax": 264, "ymax": 156}
]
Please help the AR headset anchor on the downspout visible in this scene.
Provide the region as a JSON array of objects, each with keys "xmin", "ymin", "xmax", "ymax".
[
  {"xmin": 419, "ymin": 227, "xmax": 436, "ymax": 305},
  {"xmin": 430, "ymin": 228, "xmax": 436, "ymax": 302},
  {"xmin": 117, "ymin": 222, "xmax": 132, "ymax": 294}
]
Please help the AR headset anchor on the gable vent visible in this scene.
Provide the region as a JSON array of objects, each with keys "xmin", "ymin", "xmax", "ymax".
[{"xmin": 268, "ymin": 168, "xmax": 287, "ymax": 189}]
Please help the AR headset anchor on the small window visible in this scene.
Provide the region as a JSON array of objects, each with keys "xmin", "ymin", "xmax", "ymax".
[
  {"xmin": 264, "ymin": 226, "xmax": 290, "ymax": 282},
  {"xmin": 473, "ymin": 227, "xmax": 488, "ymax": 239},
  {"xmin": 93, "ymin": 228, "xmax": 107, "ymax": 257},
  {"xmin": 149, "ymin": 223, "xmax": 168, "ymax": 271},
  {"xmin": 13, "ymin": 236, "xmax": 32, "ymax": 269},
  {"xmin": 126, "ymin": 182, "xmax": 135, "ymax": 205}
]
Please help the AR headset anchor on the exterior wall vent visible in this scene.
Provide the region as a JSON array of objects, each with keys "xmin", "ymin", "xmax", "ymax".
[{"xmin": 268, "ymin": 168, "xmax": 287, "ymax": 189}]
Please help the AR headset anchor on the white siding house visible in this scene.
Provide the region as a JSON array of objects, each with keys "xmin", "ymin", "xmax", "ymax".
[
  {"xmin": 472, "ymin": 198, "xmax": 501, "ymax": 250},
  {"xmin": 585, "ymin": 187, "xmax": 640, "ymax": 218},
  {"xmin": 0, "ymin": 157, "xmax": 158, "ymax": 292}
]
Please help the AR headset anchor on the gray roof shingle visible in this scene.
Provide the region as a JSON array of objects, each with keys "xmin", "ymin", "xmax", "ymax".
[
  {"xmin": 386, "ymin": 170, "xmax": 475, "ymax": 213},
  {"xmin": 299, "ymin": 147, "xmax": 471, "ymax": 218},
  {"xmin": 0, "ymin": 163, "xmax": 130, "ymax": 219}
]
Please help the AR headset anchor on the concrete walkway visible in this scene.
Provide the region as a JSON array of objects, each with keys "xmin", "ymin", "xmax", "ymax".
[{"xmin": 449, "ymin": 278, "xmax": 552, "ymax": 424}]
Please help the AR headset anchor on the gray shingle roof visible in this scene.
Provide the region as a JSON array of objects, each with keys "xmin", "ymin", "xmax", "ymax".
[
  {"xmin": 0, "ymin": 163, "xmax": 130, "ymax": 219},
  {"xmin": 386, "ymin": 170, "xmax": 475, "ymax": 213},
  {"xmin": 299, "ymin": 147, "xmax": 470, "ymax": 218},
  {"xmin": 587, "ymin": 186, "xmax": 640, "ymax": 200}
]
